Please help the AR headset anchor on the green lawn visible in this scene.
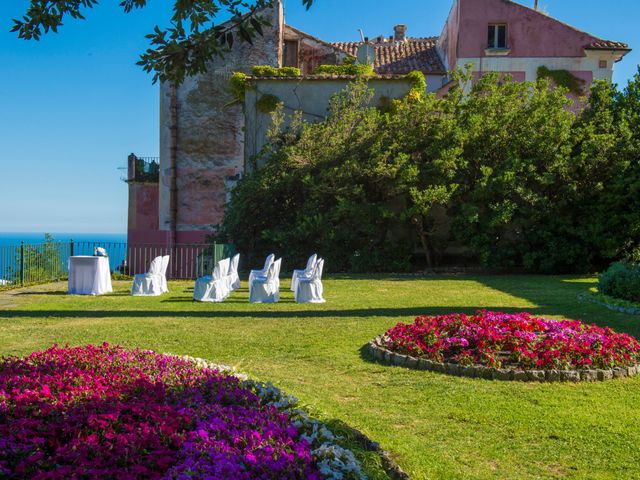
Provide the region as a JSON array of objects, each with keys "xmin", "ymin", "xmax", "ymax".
[{"xmin": 1, "ymin": 275, "xmax": 640, "ymax": 480}]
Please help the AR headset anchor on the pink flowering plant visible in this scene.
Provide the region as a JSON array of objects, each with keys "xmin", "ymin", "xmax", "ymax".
[
  {"xmin": 381, "ymin": 311, "xmax": 640, "ymax": 370},
  {"xmin": 0, "ymin": 344, "xmax": 365, "ymax": 479}
]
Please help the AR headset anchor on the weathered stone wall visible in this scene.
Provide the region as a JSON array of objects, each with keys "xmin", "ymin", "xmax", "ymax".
[
  {"xmin": 244, "ymin": 77, "xmax": 413, "ymax": 164},
  {"xmin": 158, "ymin": 2, "xmax": 284, "ymax": 242}
]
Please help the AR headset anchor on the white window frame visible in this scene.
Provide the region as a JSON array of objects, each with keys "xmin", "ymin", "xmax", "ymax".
[{"xmin": 488, "ymin": 24, "xmax": 507, "ymax": 50}]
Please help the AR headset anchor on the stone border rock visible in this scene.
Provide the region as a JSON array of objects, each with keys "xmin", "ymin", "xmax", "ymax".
[
  {"xmin": 368, "ymin": 336, "xmax": 640, "ymax": 383},
  {"xmin": 345, "ymin": 426, "xmax": 409, "ymax": 480},
  {"xmin": 577, "ymin": 293, "xmax": 640, "ymax": 316}
]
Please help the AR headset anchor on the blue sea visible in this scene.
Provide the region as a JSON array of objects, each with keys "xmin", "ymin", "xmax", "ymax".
[
  {"xmin": 0, "ymin": 232, "xmax": 128, "ymax": 283},
  {"xmin": 0, "ymin": 232, "xmax": 127, "ymax": 247}
]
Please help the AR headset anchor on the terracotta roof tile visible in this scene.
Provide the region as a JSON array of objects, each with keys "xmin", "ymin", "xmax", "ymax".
[
  {"xmin": 331, "ymin": 37, "xmax": 446, "ymax": 75},
  {"xmin": 586, "ymin": 40, "xmax": 630, "ymax": 51},
  {"xmin": 247, "ymin": 74, "xmax": 410, "ymax": 81}
]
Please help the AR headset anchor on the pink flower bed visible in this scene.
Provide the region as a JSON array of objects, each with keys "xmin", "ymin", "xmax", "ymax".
[
  {"xmin": 381, "ymin": 311, "xmax": 640, "ymax": 370},
  {"xmin": 0, "ymin": 344, "xmax": 321, "ymax": 479}
]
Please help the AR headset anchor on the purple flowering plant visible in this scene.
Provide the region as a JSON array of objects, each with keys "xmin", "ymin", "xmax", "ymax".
[{"xmin": 0, "ymin": 344, "xmax": 363, "ymax": 479}]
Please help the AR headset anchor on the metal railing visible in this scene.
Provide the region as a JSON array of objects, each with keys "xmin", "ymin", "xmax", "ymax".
[
  {"xmin": 0, "ymin": 241, "xmax": 235, "ymax": 291},
  {"xmin": 127, "ymin": 154, "xmax": 160, "ymax": 183}
]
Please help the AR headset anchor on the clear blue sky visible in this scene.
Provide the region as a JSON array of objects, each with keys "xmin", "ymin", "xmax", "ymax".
[{"xmin": 1, "ymin": 0, "xmax": 638, "ymax": 234}]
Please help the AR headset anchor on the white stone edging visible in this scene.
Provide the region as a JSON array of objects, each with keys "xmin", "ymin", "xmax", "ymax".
[{"xmin": 164, "ymin": 353, "xmax": 410, "ymax": 479}]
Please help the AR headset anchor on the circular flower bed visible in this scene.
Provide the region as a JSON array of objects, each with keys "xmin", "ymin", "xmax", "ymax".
[
  {"xmin": 0, "ymin": 344, "xmax": 365, "ymax": 479},
  {"xmin": 371, "ymin": 311, "xmax": 640, "ymax": 382}
]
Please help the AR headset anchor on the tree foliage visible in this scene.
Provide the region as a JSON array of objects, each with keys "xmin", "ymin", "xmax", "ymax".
[
  {"xmin": 11, "ymin": 0, "xmax": 314, "ymax": 84},
  {"xmin": 220, "ymin": 68, "xmax": 640, "ymax": 273},
  {"xmin": 19, "ymin": 234, "xmax": 65, "ymax": 284}
]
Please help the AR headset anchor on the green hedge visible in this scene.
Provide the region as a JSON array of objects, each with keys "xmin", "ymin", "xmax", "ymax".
[
  {"xmin": 598, "ymin": 262, "xmax": 640, "ymax": 302},
  {"xmin": 313, "ymin": 64, "xmax": 375, "ymax": 76},
  {"xmin": 252, "ymin": 66, "xmax": 301, "ymax": 77}
]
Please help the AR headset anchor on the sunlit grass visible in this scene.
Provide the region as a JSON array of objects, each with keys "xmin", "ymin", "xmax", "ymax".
[{"xmin": 1, "ymin": 274, "xmax": 639, "ymax": 479}]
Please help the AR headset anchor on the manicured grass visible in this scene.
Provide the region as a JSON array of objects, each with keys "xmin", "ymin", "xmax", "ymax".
[{"xmin": 1, "ymin": 275, "xmax": 640, "ymax": 479}]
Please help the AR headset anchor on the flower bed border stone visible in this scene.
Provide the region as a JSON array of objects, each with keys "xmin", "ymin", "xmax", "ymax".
[
  {"xmin": 577, "ymin": 293, "xmax": 640, "ymax": 316},
  {"xmin": 367, "ymin": 336, "xmax": 640, "ymax": 383}
]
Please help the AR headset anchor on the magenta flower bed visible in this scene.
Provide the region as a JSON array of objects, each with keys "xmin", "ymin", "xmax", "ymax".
[
  {"xmin": 0, "ymin": 344, "xmax": 321, "ymax": 479},
  {"xmin": 382, "ymin": 311, "xmax": 640, "ymax": 370}
]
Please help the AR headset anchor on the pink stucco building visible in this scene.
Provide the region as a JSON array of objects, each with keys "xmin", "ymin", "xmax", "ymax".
[
  {"xmin": 438, "ymin": 0, "xmax": 629, "ymax": 89},
  {"xmin": 127, "ymin": 0, "xmax": 630, "ymax": 248}
]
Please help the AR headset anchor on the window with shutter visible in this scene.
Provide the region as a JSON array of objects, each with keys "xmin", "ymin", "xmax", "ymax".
[{"xmin": 283, "ymin": 40, "xmax": 299, "ymax": 68}]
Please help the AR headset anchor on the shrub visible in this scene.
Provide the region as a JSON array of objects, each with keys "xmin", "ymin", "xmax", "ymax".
[
  {"xmin": 599, "ymin": 261, "xmax": 640, "ymax": 302},
  {"xmin": 537, "ymin": 66, "xmax": 585, "ymax": 95},
  {"xmin": 222, "ymin": 67, "xmax": 640, "ymax": 273},
  {"xmin": 256, "ymin": 93, "xmax": 282, "ymax": 113},
  {"xmin": 381, "ymin": 311, "xmax": 640, "ymax": 370},
  {"xmin": 252, "ymin": 66, "xmax": 301, "ymax": 77},
  {"xmin": 313, "ymin": 64, "xmax": 375, "ymax": 76},
  {"xmin": 229, "ymin": 71, "xmax": 250, "ymax": 104},
  {"xmin": 405, "ymin": 70, "xmax": 427, "ymax": 102}
]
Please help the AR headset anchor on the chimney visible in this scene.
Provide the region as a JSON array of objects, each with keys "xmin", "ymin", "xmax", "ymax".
[
  {"xmin": 357, "ymin": 43, "xmax": 375, "ymax": 65},
  {"xmin": 394, "ymin": 24, "xmax": 407, "ymax": 42}
]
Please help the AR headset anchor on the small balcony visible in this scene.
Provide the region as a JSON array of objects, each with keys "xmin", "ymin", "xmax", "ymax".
[{"xmin": 127, "ymin": 153, "xmax": 159, "ymax": 183}]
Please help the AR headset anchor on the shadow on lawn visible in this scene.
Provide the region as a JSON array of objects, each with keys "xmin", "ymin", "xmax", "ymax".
[
  {"xmin": 473, "ymin": 275, "xmax": 640, "ymax": 337},
  {"xmin": 0, "ymin": 305, "xmax": 553, "ymax": 320}
]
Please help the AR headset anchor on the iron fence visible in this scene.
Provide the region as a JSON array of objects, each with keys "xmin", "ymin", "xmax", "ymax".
[
  {"xmin": 0, "ymin": 241, "xmax": 235, "ymax": 291},
  {"xmin": 128, "ymin": 154, "xmax": 160, "ymax": 183}
]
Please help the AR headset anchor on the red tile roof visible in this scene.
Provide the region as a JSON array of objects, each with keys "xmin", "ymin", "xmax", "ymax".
[
  {"xmin": 586, "ymin": 40, "xmax": 631, "ymax": 51},
  {"xmin": 331, "ymin": 37, "xmax": 446, "ymax": 75}
]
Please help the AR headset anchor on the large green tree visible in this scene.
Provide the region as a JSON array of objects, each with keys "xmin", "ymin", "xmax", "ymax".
[
  {"xmin": 221, "ymin": 68, "xmax": 640, "ymax": 273},
  {"xmin": 12, "ymin": 0, "xmax": 313, "ymax": 84},
  {"xmin": 221, "ymin": 81, "xmax": 416, "ymax": 272}
]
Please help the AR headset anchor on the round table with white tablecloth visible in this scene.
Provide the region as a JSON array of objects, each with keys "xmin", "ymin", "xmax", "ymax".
[{"xmin": 68, "ymin": 256, "xmax": 113, "ymax": 295}]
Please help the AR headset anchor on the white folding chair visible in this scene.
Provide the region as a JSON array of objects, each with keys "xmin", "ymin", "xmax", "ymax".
[
  {"xmin": 291, "ymin": 254, "xmax": 318, "ymax": 292},
  {"xmin": 249, "ymin": 254, "xmax": 275, "ymax": 295},
  {"xmin": 160, "ymin": 255, "xmax": 170, "ymax": 293},
  {"xmin": 295, "ymin": 258, "xmax": 325, "ymax": 303},
  {"xmin": 217, "ymin": 257, "xmax": 231, "ymax": 286},
  {"xmin": 228, "ymin": 253, "xmax": 241, "ymax": 291},
  {"xmin": 131, "ymin": 256, "xmax": 164, "ymax": 296},
  {"xmin": 249, "ymin": 258, "xmax": 281, "ymax": 303},
  {"xmin": 193, "ymin": 258, "xmax": 231, "ymax": 303}
]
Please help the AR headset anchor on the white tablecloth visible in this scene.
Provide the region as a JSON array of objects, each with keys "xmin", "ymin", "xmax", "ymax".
[{"xmin": 68, "ymin": 256, "xmax": 113, "ymax": 295}]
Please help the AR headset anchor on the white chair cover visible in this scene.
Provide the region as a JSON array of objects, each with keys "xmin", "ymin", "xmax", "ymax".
[
  {"xmin": 193, "ymin": 258, "xmax": 231, "ymax": 303},
  {"xmin": 249, "ymin": 258, "xmax": 281, "ymax": 303},
  {"xmin": 249, "ymin": 254, "xmax": 275, "ymax": 295},
  {"xmin": 295, "ymin": 258, "xmax": 325, "ymax": 303},
  {"xmin": 291, "ymin": 254, "xmax": 318, "ymax": 292},
  {"xmin": 160, "ymin": 255, "xmax": 170, "ymax": 293},
  {"xmin": 217, "ymin": 257, "xmax": 231, "ymax": 283},
  {"xmin": 228, "ymin": 254, "xmax": 241, "ymax": 291},
  {"xmin": 131, "ymin": 256, "xmax": 164, "ymax": 297}
]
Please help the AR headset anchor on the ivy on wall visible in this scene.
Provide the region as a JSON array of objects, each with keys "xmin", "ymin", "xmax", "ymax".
[
  {"xmin": 537, "ymin": 66, "xmax": 585, "ymax": 95},
  {"xmin": 229, "ymin": 72, "xmax": 251, "ymax": 105},
  {"xmin": 256, "ymin": 93, "xmax": 282, "ymax": 113}
]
